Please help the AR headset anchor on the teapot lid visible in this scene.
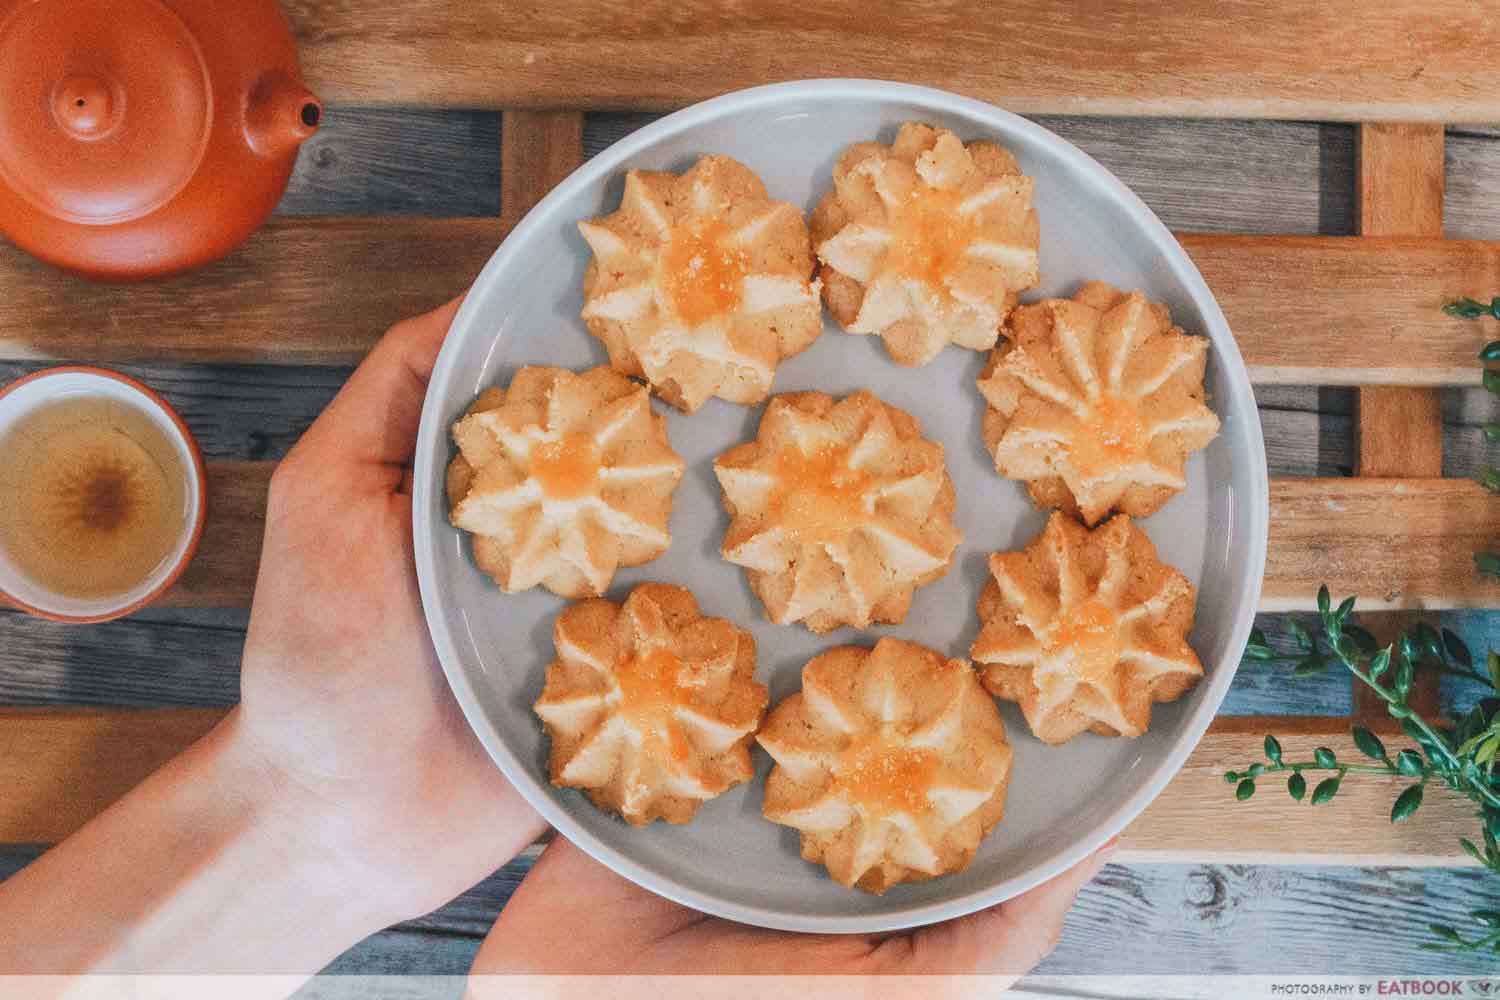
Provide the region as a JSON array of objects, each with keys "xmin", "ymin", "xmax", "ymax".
[{"xmin": 0, "ymin": 0, "xmax": 211, "ymax": 225}]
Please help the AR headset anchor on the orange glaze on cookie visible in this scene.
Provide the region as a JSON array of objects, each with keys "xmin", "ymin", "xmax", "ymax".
[
  {"xmin": 766, "ymin": 443, "xmax": 874, "ymax": 541},
  {"xmin": 1046, "ymin": 599, "xmax": 1123, "ymax": 682},
  {"xmin": 883, "ymin": 187, "xmax": 977, "ymax": 289},
  {"xmin": 661, "ymin": 218, "xmax": 752, "ymax": 327},
  {"xmin": 1067, "ymin": 396, "xmax": 1149, "ymax": 478},
  {"xmin": 615, "ymin": 647, "xmax": 693, "ymax": 763},
  {"xmin": 834, "ymin": 733, "xmax": 941, "ymax": 816},
  {"xmin": 530, "ymin": 432, "xmax": 602, "ymax": 500}
]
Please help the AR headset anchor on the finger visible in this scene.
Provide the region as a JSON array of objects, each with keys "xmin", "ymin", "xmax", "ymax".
[
  {"xmin": 294, "ymin": 294, "xmax": 465, "ymax": 471},
  {"xmin": 895, "ymin": 839, "xmax": 1115, "ymax": 976}
]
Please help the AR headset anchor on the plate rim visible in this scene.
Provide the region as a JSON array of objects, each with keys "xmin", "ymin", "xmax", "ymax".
[{"xmin": 413, "ymin": 77, "xmax": 1271, "ymax": 934}]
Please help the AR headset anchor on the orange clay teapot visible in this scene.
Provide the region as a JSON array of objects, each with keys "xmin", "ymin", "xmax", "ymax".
[{"xmin": 0, "ymin": 0, "xmax": 321, "ymax": 280}]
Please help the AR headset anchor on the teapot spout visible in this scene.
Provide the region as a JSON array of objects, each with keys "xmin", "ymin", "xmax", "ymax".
[{"xmin": 246, "ymin": 72, "xmax": 321, "ymax": 158}]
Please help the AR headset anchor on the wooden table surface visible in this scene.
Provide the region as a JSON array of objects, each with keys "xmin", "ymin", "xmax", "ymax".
[{"xmin": 5, "ymin": 109, "xmax": 1500, "ymax": 990}]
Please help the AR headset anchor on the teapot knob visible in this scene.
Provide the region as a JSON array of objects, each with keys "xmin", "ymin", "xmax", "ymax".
[{"xmin": 53, "ymin": 76, "xmax": 117, "ymax": 139}]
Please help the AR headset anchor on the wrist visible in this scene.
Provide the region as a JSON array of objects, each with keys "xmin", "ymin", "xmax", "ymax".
[{"xmin": 203, "ymin": 712, "xmax": 411, "ymax": 944}]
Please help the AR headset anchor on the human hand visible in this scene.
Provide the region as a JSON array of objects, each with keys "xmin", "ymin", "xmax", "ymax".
[
  {"xmin": 235, "ymin": 296, "xmax": 546, "ymax": 924},
  {"xmin": 471, "ymin": 835, "xmax": 1112, "ymax": 981}
]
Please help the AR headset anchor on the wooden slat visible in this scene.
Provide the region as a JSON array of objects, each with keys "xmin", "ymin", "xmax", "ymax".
[
  {"xmin": 285, "ymin": 1, "xmax": 1500, "ymax": 122},
  {"xmin": 0, "ymin": 708, "xmax": 1470, "ymax": 864},
  {"xmin": 1176, "ymin": 234, "xmax": 1500, "ymax": 386},
  {"xmin": 500, "ymin": 112, "xmax": 585, "ymax": 226},
  {"xmin": 0, "ymin": 218, "xmax": 504, "ymax": 365},
  {"xmin": 1119, "ymin": 715, "xmax": 1474, "ymax": 866},
  {"xmin": 1262, "ymin": 478, "xmax": 1500, "ymax": 612},
  {"xmin": 1352, "ymin": 124, "xmax": 1446, "ymax": 722},
  {"xmin": 0, "ymin": 708, "xmax": 222, "ymax": 843},
  {"xmin": 4, "ymin": 226, "xmax": 1498, "ymax": 384}
]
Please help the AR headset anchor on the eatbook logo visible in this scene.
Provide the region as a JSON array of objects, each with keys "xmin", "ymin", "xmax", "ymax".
[{"xmin": 1470, "ymin": 981, "xmax": 1500, "ymax": 995}]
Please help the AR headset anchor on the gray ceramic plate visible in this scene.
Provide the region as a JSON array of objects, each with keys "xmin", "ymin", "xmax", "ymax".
[{"xmin": 413, "ymin": 79, "xmax": 1269, "ymax": 933}]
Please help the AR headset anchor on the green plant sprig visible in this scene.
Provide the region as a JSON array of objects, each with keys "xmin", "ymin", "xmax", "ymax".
[{"xmin": 1232, "ymin": 589, "xmax": 1500, "ymax": 952}]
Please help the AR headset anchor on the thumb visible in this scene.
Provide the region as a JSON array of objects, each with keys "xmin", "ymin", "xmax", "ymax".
[
  {"xmin": 293, "ymin": 294, "xmax": 465, "ymax": 472},
  {"xmin": 899, "ymin": 838, "xmax": 1115, "ymax": 976}
]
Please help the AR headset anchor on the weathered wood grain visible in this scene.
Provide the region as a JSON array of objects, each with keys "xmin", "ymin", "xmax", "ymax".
[
  {"xmin": 0, "ymin": 218, "xmax": 500, "ymax": 365},
  {"xmin": 1262, "ymin": 478, "xmax": 1500, "ymax": 612},
  {"xmin": 500, "ymin": 112, "xmax": 585, "ymax": 226},
  {"xmin": 586, "ymin": 113, "xmax": 1359, "ymax": 236},
  {"xmin": 0, "ymin": 709, "xmax": 221, "ymax": 843},
  {"xmin": 281, "ymin": 1, "xmax": 1500, "ymax": 122},
  {"xmin": 1353, "ymin": 124, "xmax": 1446, "ymax": 722},
  {"xmin": 0, "ymin": 709, "xmax": 1476, "ymax": 867},
  {"xmin": 280, "ymin": 108, "xmax": 501, "ymax": 218},
  {"xmin": 4, "ymin": 227, "xmax": 1496, "ymax": 385},
  {"xmin": 0, "ymin": 608, "xmax": 243, "ymax": 708}
]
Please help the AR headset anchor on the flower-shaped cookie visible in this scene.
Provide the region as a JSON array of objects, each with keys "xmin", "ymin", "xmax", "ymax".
[
  {"xmin": 971, "ymin": 512, "xmax": 1204, "ymax": 745},
  {"xmin": 446, "ymin": 366, "xmax": 685, "ymax": 599},
  {"xmin": 811, "ymin": 121, "xmax": 1040, "ymax": 367},
  {"xmin": 534, "ymin": 583, "xmax": 768, "ymax": 825},
  {"xmin": 977, "ymin": 282, "xmax": 1220, "ymax": 525},
  {"xmin": 713, "ymin": 390, "xmax": 961, "ymax": 633},
  {"xmin": 758, "ymin": 638, "xmax": 1013, "ymax": 893},
  {"xmin": 579, "ymin": 155, "xmax": 823, "ymax": 413}
]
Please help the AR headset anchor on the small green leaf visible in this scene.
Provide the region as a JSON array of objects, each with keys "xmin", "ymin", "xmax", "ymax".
[
  {"xmin": 1478, "ymin": 552, "xmax": 1500, "ymax": 578},
  {"xmin": 1476, "ymin": 733, "xmax": 1500, "ymax": 768},
  {"xmin": 1395, "ymin": 656, "xmax": 1414, "ymax": 698},
  {"xmin": 1317, "ymin": 585, "xmax": 1331, "ymax": 618},
  {"xmin": 1263, "ymin": 735, "xmax": 1282, "ymax": 765},
  {"xmin": 1472, "ymin": 909, "xmax": 1500, "ymax": 928},
  {"xmin": 1446, "ymin": 298, "xmax": 1489, "ymax": 319},
  {"xmin": 1344, "ymin": 625, "xmax": 1379, "ymax": 654},
  {"xmin": 1287, "ymin": 772, "xmax": 1306, "ymax": 801},
  {"xmin": 1246, "ymin": 762, "xmax": 1265, "ymax": 778},
  {"xmin": 1462, "ymin": 838, "xmax": 1484, "ymax": 863},
  {"xmin": 1429, "ymin": 924, "xmax": 1463, "ymax": 942},
  {"xmin": 1485, "ymin": 423, "xmax": 1500, "ymax": 444},
  {"xmin": 1401, "ymin": 718, "xmax": 1427, "ymax": 745},
  {"xmin": 1293, "ymin": 655, "xmax": 1328, "ymax": 677},
  {"xmin": 1489, "ymin": 651, "xmax": 1500, "ymax": 693},
  {"xmin": 1311, "ymin": 777, "xmax": 1341, "ymax": 804},
  {"xmin": 1314, "ymin": 746, "xmax": 1338, "ymax": 769},
  {"xmin": 1487, "ymin": 370, "xmax": 1500, "ymax": 396},
  {"xmin": 1480, "ymin": 468, "xmax": 1500, "ymax": 495},
  {"xmin": 1335, "ymin": 636, "xmax": 1360, "ymax": 663},
  {"xmin": 1335, "ymin": 596, "xmax": 1356, "ymax": 624},
  {"xmin": 1243, "ymin": 644, "xmax": 1277, "ymax": 662},
  {"xmin": 1287, "ymin": 619, "xmax": 1314, "ymax": 653},
  {"xmin": 1442, "ymin": 629, "xmax": 1472, "ymax": 668},
  {"xmin": 1235, "ymin": 779, "xmax": 1255, "ymax": 801},
  {"xmin": 1483, "ymin": 340, "xmax": 1500, "ymax": 361},
  {"xmin": 1416, "ymin": 623, "xmax": 1443, "ymax": 661},
  {"xmin": 1391, "ymin": 784, "xmax": 1423, "ymax": 822},
  {"xmin": 1396, "ymin": 749, "xmax": 1425, "ymax": 776},
  {"xmin": 1367, "ymin": 648, "xmax": 1391, "ymax": 682},
  {"xmin": 1249, "ymin": 627, "xmax": 1268, "ymax": 647},
  {"xmin": 1352, "ymin": 726, "xmax": 1386, "ymax": 761},
  {"xmin": 1223, "ymin": 771, "xmax": 1239, "ymax": 784},
  {"xmin": 1399, "ymin": 634, "xmax": 1420, "ymax": 668}
]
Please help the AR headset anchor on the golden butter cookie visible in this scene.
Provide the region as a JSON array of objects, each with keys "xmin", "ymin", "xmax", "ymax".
[
  {"xmin": 812, "ymin": 121, "xmax": 1040, "ymax": 366},
  {"xmin": 758, "ymin": 638, "xmax": 1012, "ymax": 893},
  {"xmin": 713, "ymin": 390, "xmax": 961, "ymax": 633},
  {"xmin": 971, "ymin": 512, "xmax": 1204, "ymax": 745},
  {"xmin": 579, "ymin": 155, "xmax": 822, "ymax": 413},
  {"xmin": 447, "ymin": 366, "xmax": 684, "ymax": 599},
  {"xmin": 977, "ymin": 282, "xmax": 1220, "ymax": 525},
  {"xmin": 534, "ymin": 583, "xmax": 768, "ymax": 825}
]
